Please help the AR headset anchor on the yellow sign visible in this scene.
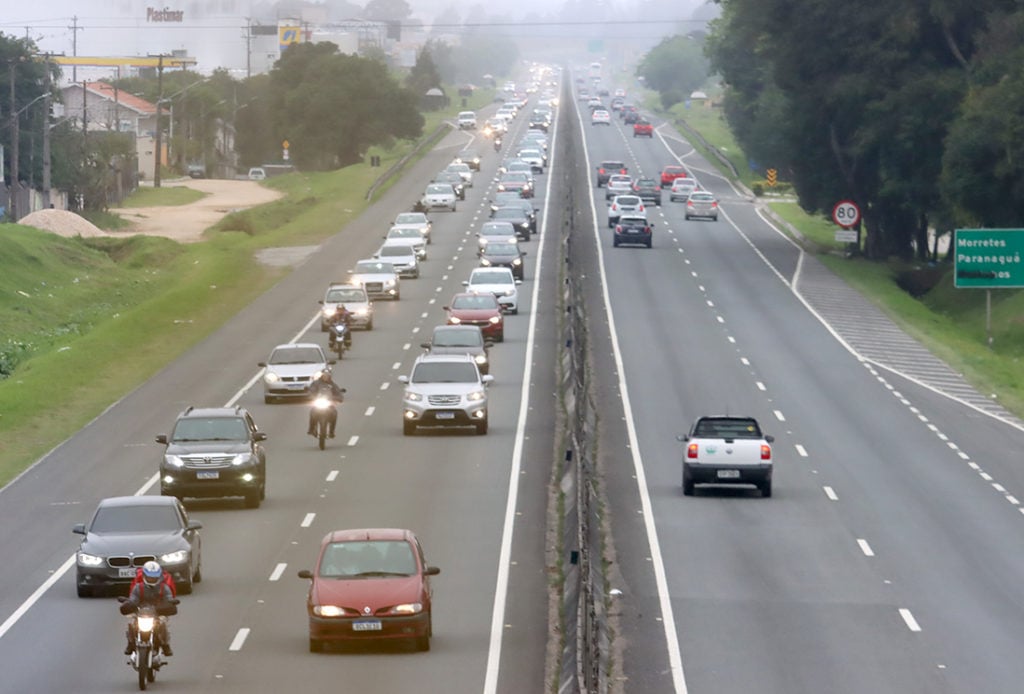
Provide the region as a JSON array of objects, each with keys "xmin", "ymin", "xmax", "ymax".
[
  {"xmin": 279, "ymin": 26, "xmax": 301, "ymax": 51},
  {"xmin": 282, "ymin": 140, "xmax": 289, "ymax": 149},
  {"xmin": 766, "ymin": 168, "xmax": 777, "ymax": 187}
]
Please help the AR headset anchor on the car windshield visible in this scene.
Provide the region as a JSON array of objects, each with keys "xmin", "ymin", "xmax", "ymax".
[
  {"xmin": 388, "ymin": 227, "xmax": 420, "ymax": 238},
  {"xmin": 90, "ymin": 504, "xmax": 181, "ymax": 533},
  {"xmin": 354, "ymin": 261, "xmax": 394, "ymax": 274},
  {"xmin": 690, "ymin": 193, "xmax": 715, "ymax": 202},
  {"xmin": 693, "ymin": 418, "xmax": 763, "ymax": 439},
  {"xmin": 395, "ymin": 213, "xmax": 426, "ymax": 225},
  {"xmin": 432, "ymin": 329, "xmax": 482, "ymax": 347},
  {"xmin": 471, "ymin": 270, "xmax": 513, "ymax": 285},
  {"xmin": 602, "ymin": 162, "xmax": 625, "ymax": 169},
  {"xmin": 637, "ymin": 179, "xmax": 657, "ymax": 187},
  {"xmin": 411, "ymin": 361, "xmax": 480, "ymax": 383},
  {"xmin": 380, "ymin": 245, "xmax": 413, "ymax": 257},
  {"xmin": 319, "ymin": 540, "xmax": 416, "ymax": 578},
  {"xmin": 425, "ymin": 184, "xmax": 452, "ymax": 195},
  {"xmin": 610, "ymin": 176, "xmax": 631, "ymax": 185},
  {"xmin": 269, "ymin": 346, "xmax": 323, "ymax": 364},
  {"xmin": 451, "ymin": 294, "xmax": 499, "ymax": 310},
  {"xmin": 485, "ymin": 243, "xmax": 518, "ymax": 255},
  {"xmin": 171, "ymin": 416, "xmax": 250, "ymax": 442},
  {"xmin": 325, "ymin": 287, "xmax": 366, "ymax": 303}
]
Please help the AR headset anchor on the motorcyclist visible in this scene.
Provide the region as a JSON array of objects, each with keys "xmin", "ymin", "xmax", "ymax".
[
  {"xmin": 493, "ymin": 136, "xmax": 503, "ymax": 152},
  {"xmin": 120, "ymin": 561, "xmax": 176, "ymax": 657},
  {"xmin": 307, "ymin": 370, "xmax": 345, "ymax": 438},
  {"xmin": 327, "ymin": 304, "xmax": 353, "ymax": 351}
]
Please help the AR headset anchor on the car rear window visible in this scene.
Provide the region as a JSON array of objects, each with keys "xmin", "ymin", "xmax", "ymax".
[
  {"xmin": 693, "ymin": 418, "xmax": 762, "ymax": 439},
  {"xmin": 600, "ymin": 161, "xmax": 625, "ymax": 169}
]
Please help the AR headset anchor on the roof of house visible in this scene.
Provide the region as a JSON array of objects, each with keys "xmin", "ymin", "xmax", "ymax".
[{"xmin": 65, "ymin": 82, "xmax": 157, "ymax": 115}]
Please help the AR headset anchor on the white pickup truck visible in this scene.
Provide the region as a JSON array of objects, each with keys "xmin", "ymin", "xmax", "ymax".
[{"xmin": 679, "ymin": 416, "xmax": 774, "ymax": 497}]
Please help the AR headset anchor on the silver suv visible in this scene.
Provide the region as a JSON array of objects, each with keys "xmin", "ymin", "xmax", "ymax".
[{"xmin": 398, "ymin": 354, "xmax": 494, "ymax": 435}]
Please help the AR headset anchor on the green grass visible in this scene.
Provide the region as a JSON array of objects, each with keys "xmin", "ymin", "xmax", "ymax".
[
  {"xmin": 0, "ymin": 118, "xmax": 451, "ymax": 486},
  {"xmin": 79, "ymin": 209, "xmax": 133, "ymax": 231},
  {"xmin": 117, "ymin": 186, "xmax": 207, "ymax": 208}
]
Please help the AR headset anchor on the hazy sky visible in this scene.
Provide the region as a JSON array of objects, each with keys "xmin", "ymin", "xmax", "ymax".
[{"xmin": 0, "ymin": 1, "xmax": 711, "ymax": 80}]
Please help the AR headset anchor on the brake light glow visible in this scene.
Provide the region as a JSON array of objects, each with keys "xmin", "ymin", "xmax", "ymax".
[
  {"xmin": 761, "ymin": 445, "xmax": 772, "ymax": 460},
  {"xmin": 687, "ymin": 443, "xmax": 699, "ymax": 459}
]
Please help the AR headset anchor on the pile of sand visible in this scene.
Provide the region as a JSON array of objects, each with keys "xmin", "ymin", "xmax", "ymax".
[{"xmin": 19, "ymin": 209, "xmax": 108, "ymax": 238}]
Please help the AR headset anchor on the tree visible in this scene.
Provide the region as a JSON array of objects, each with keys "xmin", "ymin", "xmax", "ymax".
[
  {"xmin": 636, "ymin": 34, "xmax": 710, "ymax": 108},
  {"xmin": 406, "ymin": 44, "xmax": 442, "ymax": 98}
]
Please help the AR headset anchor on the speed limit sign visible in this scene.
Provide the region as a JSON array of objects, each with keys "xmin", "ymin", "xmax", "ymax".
[{"xmin": 832, "ymin": 200, "xmax": 861, "ymax": 228}]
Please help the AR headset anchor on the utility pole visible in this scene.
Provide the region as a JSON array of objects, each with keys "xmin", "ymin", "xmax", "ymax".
[
  {"xmin": 154, "ymin": 55, "xmax": 165, "ymax": 187},
  {"xmin": 42, "ymin": 54, "xmax": 51, "ymax": 208},
  {"xmin": 9, "ymin": 61, "xmax": 19, "ymax": 221},
  {"xmin": 68, "ymin": 16, "xmax": 82, "ymax": 83}
]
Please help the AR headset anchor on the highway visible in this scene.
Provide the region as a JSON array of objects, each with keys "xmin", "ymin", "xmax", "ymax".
[{"xmin": 3, "ymin": 67, "xmax": 1024, "ymax": 694}]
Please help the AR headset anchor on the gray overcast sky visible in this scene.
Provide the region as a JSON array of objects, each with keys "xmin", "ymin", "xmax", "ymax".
[{"xmin": 0, "ymin": 1, "xmax": 709, "ymax": 79}]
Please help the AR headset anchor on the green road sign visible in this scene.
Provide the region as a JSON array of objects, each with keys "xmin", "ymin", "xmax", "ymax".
[{"xmin": 954, "ymin": 229, "xmax": 1024, "ymax": 288}]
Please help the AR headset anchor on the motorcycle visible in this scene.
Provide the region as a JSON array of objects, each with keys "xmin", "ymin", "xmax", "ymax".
[
  {"xmin": 326, "ymin": 315, "xmax": 352, "ymax": 358},
  {"xmin": 310, "ymin": 389, "xmax": 345, "ymax": 450},
  {"xmin": 119, "ymin": 597, "xmax": 179, "ymax": 691},
  {"xmin": 493, "ymin": 136, "xmax": 503, "ymax": 152}
]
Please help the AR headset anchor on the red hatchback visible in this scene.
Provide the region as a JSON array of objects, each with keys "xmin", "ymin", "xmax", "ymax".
[
  {"xmin": 298, "ymin": 528, "xmax": 441, "ymax": 652},
  {"xmin": 444, "ymin": 292, "xmax": 505, "ymax": 342},
  {"xmin": 660, "ymin": 165, "xmax": 688, "ymax": 188}
]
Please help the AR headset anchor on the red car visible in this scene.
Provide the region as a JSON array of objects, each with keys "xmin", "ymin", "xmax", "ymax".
[
  {"xmin": 497, "ymin": 171, "xmax": 534, "ymax": 198},
  {"xmin": 633, "ymin": 119, "xmax": 653, "ymax": 138},
  {"xmin": 660, "ymin": 165, "xmax": 688, "ymax": 188},
  {"xmin": 444, "ymin": 292, "xmax": 505, "ymax": 342},
  {"xmin": 298, "ymin": 528, "xmax": 441, "ymax": 652}
]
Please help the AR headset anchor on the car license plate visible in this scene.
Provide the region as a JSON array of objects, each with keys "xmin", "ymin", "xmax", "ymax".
[
  {"xmin": 353, "ymin": 620, "xmax": 382, "ymax": 632},
  {"xmin": 435, "ymin": 412, "xmax": 455, "ymax": 420},
  {"xmin": 197, "ymin": 470, "xmax": 219, "ymax": 480},
  {"xmin": 119, "ymin": 568, "xmax": 137, "ymax": 578},
  {"xmin": 717, "ymin": 470, "xmax": 740, "ymax": 479}
]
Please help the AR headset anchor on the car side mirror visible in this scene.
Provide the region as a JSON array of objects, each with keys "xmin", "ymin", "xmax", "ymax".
[
  {"xmin": 297, "ymin": 569, "xmax": 313, "ymax": 580},
  {"xmin": 521, "ymin": 251, "xmax": 528, "ymax": 256},
  {"xmin": 461, "ymin": 281, "xmax": 469, "ymax": 287},
  {"xmin": 398, "ymin": 375, "xmax": 409, "ymax": 384},
  {"xmin": 482, "ymin": 374, "xmax": 495, "ymax": 385},
  {"xmin": 318, "ymin": 300, "xmax": 325, "ymax": 305},
  {"xmin": 424, "ymin": 566, "xmax": 441, "ymax": 576},
  {"xmin": 420, "ymin": 342, "xmax": 431, "ymax": 349},
  {"xmin": 484, "ymin": 340, "xmax": 495, "ymax": 349},
  {"xmin": 254, "ymin": 432, "xmax": 268, "ymax": 442},
  {"xmin": 72, "ymin": 523, "xmax": 86, "ymax": 535},
  {"xmin": 155, "ymin": 434, "xmax": 168, "ymax": 445},
  {"xmin": 765, "ymin": 435, "xmax": 775, "ymax": 443},
  {"xmin": 257, "ymin": 362, "xmax": 267, "ymax": 368},
  {"xmin": 676, "ymin": 435, "xmax": 688, "ymax": 442},
  {"xmin": 515, "ymin": 279, "xmax": 522, "ymax": 285},
  {"xmin": 328, "ymin": 359, "xmax": 337, "ymax": 365},
  {"xmin": 187, "ymin": 520, "xmax": 203, "ymax": 531}
]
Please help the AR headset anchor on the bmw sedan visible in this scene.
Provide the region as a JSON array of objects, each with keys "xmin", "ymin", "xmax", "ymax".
[{"xmin": 73, "ymin": 495, "xmax": 202, "ymax": 597}]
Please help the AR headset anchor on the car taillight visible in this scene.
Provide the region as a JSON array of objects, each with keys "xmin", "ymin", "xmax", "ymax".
[
  {"xmin": 687, "ymin": 201, "xmax": 695, "ymax": 208},
  {"xmin": 598, "ymin": 168, "xmax": 606, "ymax": 175},
  {"xmin": 619, "ymin": 168, "xmax": 627, "ymax": 174},
  {"xmin": 711, "ymin": 202, "xmax": 718, "ymax": 208},
  {"xmin": 687, "ymin": 443, "xmax": 699, "ymax": 459},
  {"xmin": 761, "ymin": 445, "xmax": 771, "ymax": 460}
]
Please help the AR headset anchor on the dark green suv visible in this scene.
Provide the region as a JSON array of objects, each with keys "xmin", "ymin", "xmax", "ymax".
[{"xmin": 157, "ymin": 406, "xmax": 267, "ymax": 508}]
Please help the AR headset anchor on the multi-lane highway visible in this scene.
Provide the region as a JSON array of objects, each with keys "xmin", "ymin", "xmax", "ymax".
[{"xmin": 3, "ymin": 66, "xmax": 1024, "ymax": 694}]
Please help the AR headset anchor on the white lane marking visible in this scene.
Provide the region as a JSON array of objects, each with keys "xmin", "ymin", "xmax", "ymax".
[
  {"xmin": 229, "ymin": 628, "xmax": 251, "ymax": 651},
  {"xmin": 347, "ymin": 435, "xmax": 359, "ymax": 447},
  {"xmin": 740, "ymin": 357, "xmax": 750, "ymax": 366},
  {"xmin": 364, "ymin": 406, "xmax": 375, "ymax": 416},
  {"xmin": 392, "ymin": 362, "xmax": 401, "ymax": 370},
  {"xmin": 706, "ymin": 300, "xmax": 714, "ymax": 308},
  {"xmin": 1008, "ymin": 496, "xmax": 1019, "ymax": 506},
  {"xmin": 756, "ymin": 382, "xmax": 766, "ymax": 391},
  {"xmin": 824, "ymin": 486, "xmax": 838, "ymax": 501},
  {"xmin": 716, "ymin": 315, "xmax": 724, "ymax": 323},
  {"xmin": 857, "ymin": 539, "xmax": 874, "ymax": 557},
  {"xmin": 555, "ymin": 99, "xmax": 689, "ymax": 694},
  {"xmin": 269, "ymin": 563, "xmax": 287, "ymax": 581},
  {"xmin": 899, "ymin": 609, "xmax": 922, "ymax": 632},
  {"xmin": 411, "ymin": 327, "xmax": 420, "ymax": 334},
  {"xmin": 727, "ymin": 336, "xmax": 736, "ymax": 343},
  {"xmin": 421, "ymin": 312, "xmax": 429, "ymax": 318},
  {"xmin": 981, "ymin": 472, "xmax": 993, "ymax": 482},
  {"xmin": 326, "ymin": 470, "xmax": 339, "ymax": 482},
  {"xmin": 403, "ymin": 343, "xmax": 411, "ymax": 350},
  {"xmin": 795, "ymin": 444, "xmax": 808, "ymax": 457},
  {"xmin": 993, "ymin": 483, "xmax": 1006, "ymax": 493},
  {"xmin": 773, "ymin": 410, "xmax": 786, "ymax": 422},
  {"xmin": 380, "ymin": 381, "xmax": 390, "ymax": 391},
  {"xmin": 301, "ymin": 513, "xmax": 316, "ymax": 528}
]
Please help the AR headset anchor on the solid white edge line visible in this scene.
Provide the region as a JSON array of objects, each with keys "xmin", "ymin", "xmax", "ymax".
[
  {"xmin": 573, "ymin": 87, "xmax": 688, "ymax": 692},
  {"xmin": 269, "ymin": 563, "xmax": 287, "ymax": 582},
  {"xmin": 823, "ymin": 486, "xmax": 839, "ymax": 501},
  {"xmin": 856, "ymin": 539, "xmax": 874, "ymax": 557},
  {"xmin": 482, "ymin": 97, "xmax": 556, "ymax": 694},
  {"xmin": 228, "ymin": 627, "xmax": 251, "ymax": 651},
  {"xmin": 899, "ymin": 608, "xmax": 922, "ymax": 632}
]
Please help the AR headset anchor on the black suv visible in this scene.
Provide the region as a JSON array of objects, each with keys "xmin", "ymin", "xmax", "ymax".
[
  {"xmin": 632, "ymin": 177, "xmax": 662, "ymax": 206},
  {"xmin": 596, "ymin": 160, "xmax": 628, "ymax": 187},
  {"xmin": 613, "ymin": 215, "xmax": 654, "ymax": 248},
  {"xmin": 157, "ymin": 406, "xmax": 267, "ymax": 508}
]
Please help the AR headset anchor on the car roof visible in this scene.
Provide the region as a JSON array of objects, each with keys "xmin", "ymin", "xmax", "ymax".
[
  {"xmin": 176, "ymin": 405, "xmax": 248, "ymax": 419},
  {"xmin": 413, "ymin": 352, "xmax": 476, "ymax": 365},
  {"xmin": 322, "ymin": 528, "xmax": 415, "ymax": 545},
  {"xmin": 97, "ymin": 495, "xmax": 181, "ymax": 508},
  {"xmin": 601, "ymin": 160, "xmax": 625, "ymax": 167}
]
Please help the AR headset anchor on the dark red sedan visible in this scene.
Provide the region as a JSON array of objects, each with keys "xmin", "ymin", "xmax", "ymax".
[
  {"xmin": 444, "ymin": 292, "xmax": 505, "ymax": 342},
  {"xmin": 660, "ymin": 165, "xmax": 688, "ymax": 188},
  {"xmin": 298, "ymin": 528, "xmax": 441, "ymax": 652}
]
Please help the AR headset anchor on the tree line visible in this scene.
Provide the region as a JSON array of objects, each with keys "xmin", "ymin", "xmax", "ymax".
[{"xmin": 642, "ymin": 1, "xmax": 1024, "ymax": 260}]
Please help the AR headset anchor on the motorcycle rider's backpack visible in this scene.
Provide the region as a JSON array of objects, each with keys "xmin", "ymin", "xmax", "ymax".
[{"xmin": 128, "ymin": 567, "xmax": 177, "ymax": 598}]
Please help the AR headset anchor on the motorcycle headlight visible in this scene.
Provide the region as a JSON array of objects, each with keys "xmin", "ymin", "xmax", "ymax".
[
  {"xmin": 137, "ymin": 616, "xmax": 156, "ymax": 634},
  {"xmin": 405, "ymin": 391, "xmax": 423, "ymax": 402},
  {"xmin": 77, "ymin": 551, "xmax": 104, "ymax": 567},
  {"xmin": 164, "ymin": 455, "xmax": 184, "ymax": 468},
  {"xmin": 313, "ymin": 605, "xmax": 345, "ymax": 617},
  {"xmin": 466, "ymin": 390, "xmax": 485, "ymax": 402},
  {"xmin": 231, "ymin": 452, "xmax": 254, "ymax": 466},
  {"xmin": 160, "ymin": 550, "xmax": 189, "ymax": 564},
  {"xmin": 264, "ymin": 372, "xmax": 280, "ymax": 384}
]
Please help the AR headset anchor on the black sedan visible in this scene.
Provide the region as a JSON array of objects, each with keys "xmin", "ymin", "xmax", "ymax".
[
  {"xmin": 73, "ymin": 495, "xmax": 203, "ymax": 597},
  {"xmin": 479, "ymin": 241, "xmax": 527, "ymax": 280},
  {"xmin": 491, "ymin": 193, "xmax": 538, "ymax": 233},
  {"xmin": 491, "ymin": 206, "xmax": 532, "ymax": 241}
]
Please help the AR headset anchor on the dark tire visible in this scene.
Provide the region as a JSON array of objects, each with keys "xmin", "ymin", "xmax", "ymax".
[
  {"xmin": 193, "ymin": 560, "xmax": 202, "ymax": 584},
  {"xmin": 137, "ymin": 646, "xmax": 150, "ymax": 690},
  {"xmin": 496, "ymin": 332, "xmax": 504, "ymax": 343},
  {"xmin": 403, "ymin": 420, "xmax": 416, "ymax": 436},
  {"xmin": 244, "ymin": 490, "xmax": 261, "ymax": 509},
  {"xmin": 682, "ymin": 467, "xmax": 695, "ymax": 496},
  {"xmin": 646, "ymin": 239, "xmax": 653, "ymax": 249},
  {"xmin": 511, "ymin": 307, "xmax": 518, "ymax": 315},
  {"xmin": 309, "ymin": 638, "xmax": 323, "ymax": 653},
  {"xmin": 685, "ymin": 214, "xmax": 691, "ymax": 221},
  {"xmin": 318, "ymin": 426, "xmax": 326, "ymax": 450},
  {"xmin": 476, "ymin": 419, "xmax": 488, "ymax": 435},
  {"xmin": 366, "ymin": 320, "xmax": 373, "ymax": 331},
  {"xmin": 259, "ymin": 476, "xmax": 266, "ymax": 501},
  {"xmin": 415, "ymin": 634, "xmax": 431, "ymax": 652},
  {"xmin": 178, "ymin": 578, "xmax": 193, "ymax": 595},
  {"xmin": 761, "ymin": 479, "xmax": 773, "ymax": 498},
  {"xmin": 76, "ymin": 583, "xmax": 92, "ymax": 598},
  {"xmin": 264, "ymin": 395, "xmax": 274, "ymax": 404},
  {"xmin": 613, "ymin": 238, "xmax": 620, "ymax": 248}
]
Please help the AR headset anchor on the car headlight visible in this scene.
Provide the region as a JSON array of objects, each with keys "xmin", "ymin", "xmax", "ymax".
[
  {"xmin": 405, "ymin": 391, "xmax": 423, "ymax": 402},
  {"xmin": 77, "ymin": 551, "xmax": 104, "ymax": 567},
  {"xmin": 264, "ymin": 372, "xmax": 280, "ymax": 384},
  {"xmin": 161, "ymin": 550, "xmax": 189, "ymax": 564},
  {"xmin": 449, "ymin": 316, "xmax": 462, "ymax": 324},
  {"xmin": 388, "ymin": 602, "xmax": 423, "ymax": 615},
  {"xmin": 475, "ymin": 354, "xmax": 488, "ymax": 364},
  {"xmin": 480, "ymin": 258, "xmax": 492, "ymax": 266},
  {"xmin": 488, "ymin": 315, "xmax": 502, "ymax": 324},
  {"xmin": 384, "ymin": 279, "xmax": 396, "ymax": 287},
  {"xmin": 512, "ymin": 258, "xmax": 522, "ymax": 266},
  {"xmin": 231, "ymin": 452, "xmax": 254, "ymax": 466},
  {"xmin": 352, "ymin": 307, "xmax": 369, "ymax": 316},
  {"xmin": 313, "ymin": 605, "xmax": 346, "ymax": 617},
  {"xmin": 466, "ymin": 390, "xmax": 485, "ymax": 402},
  {"xmin": 322, "ymin": 306, "xmax": 337, "ymax": 318},
  {"xmin": 164, "ymin": 455, "xmax": 185, "ymax": 468}
]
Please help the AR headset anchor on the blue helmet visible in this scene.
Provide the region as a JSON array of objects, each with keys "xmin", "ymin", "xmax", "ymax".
[{"xmin": 142, "ymin": 560, "xmax": 163, "ymax": 586}]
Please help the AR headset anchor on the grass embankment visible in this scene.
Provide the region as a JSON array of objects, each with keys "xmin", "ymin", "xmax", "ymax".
[
  {"xmin": 661, "ymin": 96, "xmax": 1024, "ymax": 418},
  {"xmin": 0, "ymin": 97, "xmax": 476, "ymax": 486}
]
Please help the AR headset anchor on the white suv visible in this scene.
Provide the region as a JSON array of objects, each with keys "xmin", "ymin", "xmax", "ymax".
[
  {"xmin": 398, "ymin": 354, "xmax": 494, "ymax": 435},
  {"xmin": 457, "ymin": 111, "xmax": 477, "ymax": 129},
  {"xmin": 462, "ymin": 267, "xmax": 521, "ymax": 314}
]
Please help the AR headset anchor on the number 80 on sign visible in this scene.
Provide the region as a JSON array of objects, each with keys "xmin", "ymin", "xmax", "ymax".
[{"xmin": 832, "ymin": 200, "xmax": 860, "ymax": 229}]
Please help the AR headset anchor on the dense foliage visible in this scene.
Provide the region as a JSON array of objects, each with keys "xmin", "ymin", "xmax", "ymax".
[{"xmin": 697, "ymin": 0, "xmax": 1024, "ymax": 259}]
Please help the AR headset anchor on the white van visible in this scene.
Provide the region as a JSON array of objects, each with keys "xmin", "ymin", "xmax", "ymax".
[
  {"xmin": 457, "ymin": 111, "xmax": 477, "ymax": 130},
  {"xmin": 247, "ymin": 167, "xmax": 267, "ymax": 181}
]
